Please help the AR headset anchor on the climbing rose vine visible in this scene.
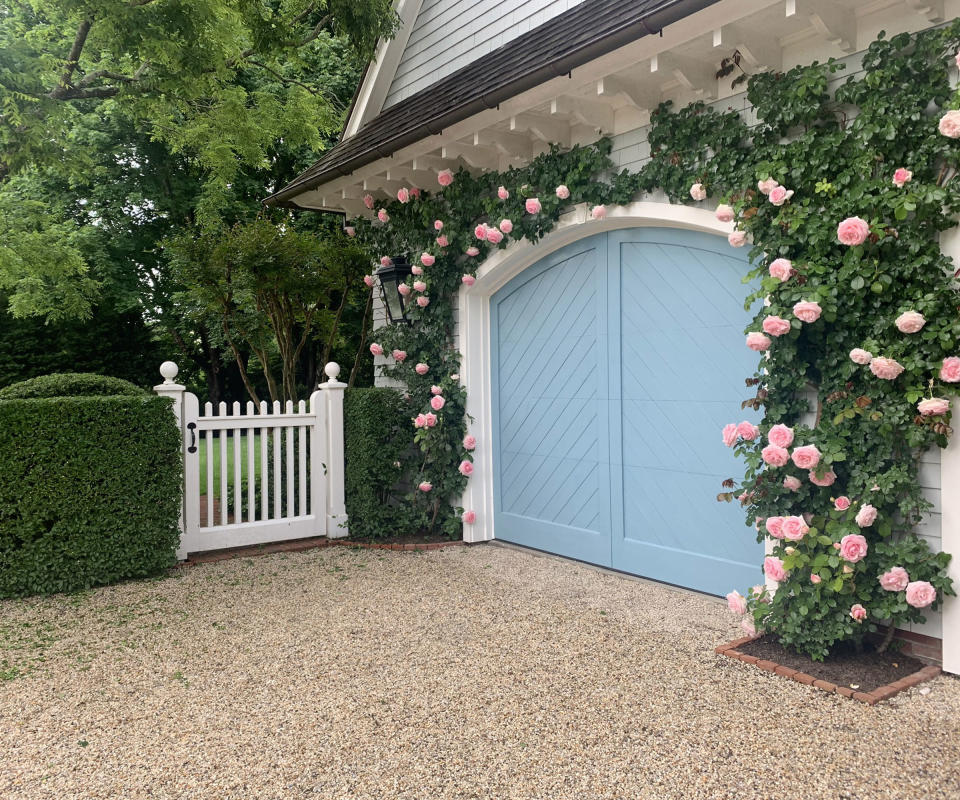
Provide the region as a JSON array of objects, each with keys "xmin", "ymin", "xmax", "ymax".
[{"xmin": 349, "ymin": 23, "xmax": 958, "ymax": 659}]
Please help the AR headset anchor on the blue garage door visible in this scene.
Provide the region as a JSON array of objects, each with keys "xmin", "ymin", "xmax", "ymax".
[{"xmin": 491, "ymin": 228, "xmax": 761, "ymax": 596}]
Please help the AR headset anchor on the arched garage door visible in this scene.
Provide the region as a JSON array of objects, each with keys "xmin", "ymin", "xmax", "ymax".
[{"xmin": 491, "ymin": 228, "xmax": 762, "ymax": 596}]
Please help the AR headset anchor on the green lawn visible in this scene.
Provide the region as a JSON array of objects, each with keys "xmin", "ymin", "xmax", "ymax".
[{"xmin": 197, "ymin": 433, "xmax": 263, "ymax": 499}]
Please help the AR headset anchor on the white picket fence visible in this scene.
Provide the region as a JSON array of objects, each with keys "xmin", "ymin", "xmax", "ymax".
[{"xmin": 155, "ymin": 361, "xmax": 348, "ymax": 559}]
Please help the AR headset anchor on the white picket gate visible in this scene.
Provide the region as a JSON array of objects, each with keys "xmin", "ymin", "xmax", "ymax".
[{"xmin": 155, "ymin": 361, "xmax": 348, "ymax": 559}]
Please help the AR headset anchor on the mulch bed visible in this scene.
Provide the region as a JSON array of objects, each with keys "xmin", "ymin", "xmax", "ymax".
[{"xmin": 716, "ymin": 634, "xmax": 942, "ymax": 705}]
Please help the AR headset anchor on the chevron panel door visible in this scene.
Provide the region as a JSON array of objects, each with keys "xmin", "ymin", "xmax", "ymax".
[
  {"xmin": 608, "ymin": 229, "xmax": 762, "ymax": 596},
  {"xmin": 491, "ymin": 228, "xmax": 761, "ymax": 595},
  {"xmin": 491, "ymin": 235, "xmax": 612, "ymax": 566}
]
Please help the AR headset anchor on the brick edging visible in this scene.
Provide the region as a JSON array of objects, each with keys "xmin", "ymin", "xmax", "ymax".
[
  {"xmin": 178, "ymin": 536, "xmax": 465, "ymax": 565},
  {"xmin": 714, "ymin": 636, "xmax": 942, "ymax": 705}
]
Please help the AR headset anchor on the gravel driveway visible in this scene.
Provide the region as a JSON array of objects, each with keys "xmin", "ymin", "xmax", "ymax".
[{"xmin": 2, "ymin": 543, "xmax": 959, "ymax": 800}]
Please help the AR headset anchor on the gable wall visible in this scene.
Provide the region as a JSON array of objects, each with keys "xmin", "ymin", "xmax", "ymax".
[{"xmin": 383, "ymin": 0, "xmax": 588, "ymax": 109}]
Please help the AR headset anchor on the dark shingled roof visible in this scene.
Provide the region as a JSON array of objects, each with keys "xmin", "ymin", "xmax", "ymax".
[{"xmin": 265, "ymin": 0, "xmax": 719, "ymax": 207}]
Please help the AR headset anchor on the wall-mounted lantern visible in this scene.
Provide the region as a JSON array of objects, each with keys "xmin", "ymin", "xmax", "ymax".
[{"xmin": 374, "ymin": 256, "xmax": 413, "ymax": 324}]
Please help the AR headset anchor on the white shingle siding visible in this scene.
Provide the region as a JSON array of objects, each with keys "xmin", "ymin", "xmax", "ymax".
[{"xmin": 383, "ymin": 0, "xmax": 587, "ymax": 108}]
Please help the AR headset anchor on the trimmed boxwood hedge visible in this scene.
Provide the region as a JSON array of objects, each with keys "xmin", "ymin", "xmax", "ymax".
[
  {"xmin": 344, "ymin": 387, "xmax": 419, "ymax": 539},
  {"xmin": 0, "ymin": 372, "xmax": 145, "ymax": 399},
  {"xmin": 0, "ymin": 395, "xmax": 182, "ymax": 598}
]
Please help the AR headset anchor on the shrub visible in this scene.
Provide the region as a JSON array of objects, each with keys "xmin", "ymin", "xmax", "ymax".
[
  {"xmin": 0, "ymin": 396, "xmax": 182, "ymax": 598},
  {"xmin": 0, "ymin": 372, "xmax": 145, "ymax": 399},
  {"xmin": 344, "ymin": 387, "xmax": 419, "ymax": 539}
]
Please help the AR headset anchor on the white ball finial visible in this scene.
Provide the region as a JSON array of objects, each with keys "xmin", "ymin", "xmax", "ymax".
[
  {"xmin": 159, "ymin": 361, "xmax": 179, "ymax": 384},
  {"xmin": 324, "ymin": 362, "xmax": 341, "ymax": 380}
]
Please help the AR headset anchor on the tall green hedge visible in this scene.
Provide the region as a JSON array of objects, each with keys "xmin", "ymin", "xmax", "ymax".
[
  {"xmin": 344, "ymin": 387, "xmax": 418, "ymax": 539},
  {"xmin": 0, "ymin": 396, "xmax": 182, "ymax": 597},
  {"xmin": 0, "ymin": 372, "xmax": 145, "ymax": 399}
]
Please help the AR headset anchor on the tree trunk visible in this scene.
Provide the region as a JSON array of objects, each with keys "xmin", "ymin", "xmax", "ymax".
[{"xmin": 349, "ymin": 290, "xmax": 373, "ymax": 388}]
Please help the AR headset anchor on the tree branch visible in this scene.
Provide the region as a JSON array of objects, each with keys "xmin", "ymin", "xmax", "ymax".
[
  {"xmin": 49, "ymin": 18, "xmax": 92, "ymax": 98},
  {"xmin": 247, "ymin": 59, "xmax": 320, "ymax": 96}
]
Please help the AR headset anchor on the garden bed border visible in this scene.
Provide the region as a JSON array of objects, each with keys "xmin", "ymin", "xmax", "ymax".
[
  {"xmin": 178, "ymin": 536, "xmax": 466, "ymax": 565},
  {"xmin": 715, "ymin": 635, "xmax": 942, "ymax": 705}
]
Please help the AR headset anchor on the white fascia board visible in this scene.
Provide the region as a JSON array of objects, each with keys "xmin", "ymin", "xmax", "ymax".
[{"xmin": 344, "ymin": 0, "xmax": 424, "ymax": 139}]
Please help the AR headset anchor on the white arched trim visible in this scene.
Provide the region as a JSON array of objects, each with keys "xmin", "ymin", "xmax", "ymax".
[{"xmin": 457, "ymin": 201, "xmax": 735, "ymax": 545}]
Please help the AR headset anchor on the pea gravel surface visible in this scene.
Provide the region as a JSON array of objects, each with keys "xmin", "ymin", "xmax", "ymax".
[{"xmin": 2, "ymin": 543, "xmax": 959, "ymax": 800}]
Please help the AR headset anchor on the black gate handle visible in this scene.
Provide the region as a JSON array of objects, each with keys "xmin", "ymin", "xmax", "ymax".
[{"xmin": 187, "ymin": 422, "xmax": 198, "ymax": 454}]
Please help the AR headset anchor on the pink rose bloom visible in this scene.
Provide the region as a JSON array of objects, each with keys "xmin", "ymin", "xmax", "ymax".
[
  {"xmin": 746, "ymin": 332, "xmax": 771, "ymax": 352},
  {"xmin": 879, "ymin": 566, "xmax": 909, "ymax": 592},
  {"xmin": 834, "ymin": 496, "xmax": 851, "ymax": 511},
  {"xmin": 497, "ymin": 186, "xmax": 510, "ymax": 200},
  {"xmin": 414, "ymin": 414, "xmax": 426, "ymax": 429},
  {"xmin": 715, "ymin": 204, "xmax": 734, "ymax": 222},
  {"xmin": 757, "ymin": 177, "xmax": 779, "ymax": 195},
  {"xmin": 463, "ymin": 435, "xmax": 476, "ymax": 450},
  {"xmin": 430, "ymin": 385, "xmax": 442, "ymax": 395},
  {"xmin": 462, "ymin": 510, "xmax": 476, "ymax": 524},
  {"xmin": 762, "ymin": 445, "xmax": 790, "ymax": 467},
  {"xmin": 940, "ymin": 357, "xmax": 960, "ymax": 382},
  {"xmin": 783, "ymin": 476, "xmax": 802, "ymax": 491},
  {"xmin": 722, "ymin": 423, "xmax": 738, "ymax": 447},
  {"xmin": 458, "ymin": 460, "xmax": 474, "ymax": 476},
  {"xmin": 437, "ymin": 235, "xmax": 449, "ymax": 248},
  {"xmin": 410, "ymin": 187, "xmax": 420, "ymax": 197},
  {"xmin": 411, "ymin": 265, "xmax": 423, "ymax": 276},
  {"xmin": 437, "ymin": 169, "xmax": 454, "ymax": 186},
  {"xmin": 895, "ymin": 310, "xmax": 925, "ymax": 333},
  {"xmin": 768, "ymin": 258, "xmax": 793, "ymax": 282},
  {"xmin": 689, "ymin": 183, "xmax": 707, "ymax": 201},
  {"xmin": 781, "ymin": 516, "xmax": 809, "ymax": 541},
  {"xmin": 499, "ymin": 219, "xmax": 513, "ymax": 234},
  {"xmin": 809, "ymin": 469, "xmax": 836, "ymax": 487},
  {"xmin": 462, "ymin": 274, "xmax": 477, "ymax": 286},
  {"xmin": 413, "ymin": 280, "xmax": 427, "ymax": 292},
  {"xmin": 810, "ymin": 574, "xmax": 822, "ymax": 584},
  {"xmin": 591, "ymin": 204, "xmax": 606, "ymax": 220},
  {"xmin": 398, "ymin": 283, "xmax": 411, "ymax": 297},
  {"xmin": 474, "ymin": 224, "xmax": 487, "ymax": 240},
  {"xmin": 363, "ymin": 275, "xmax": 375, "ymax": 288},
  {"xmin": 434, "ymin": 220, "xmax": 444, "ymax": 231},
  {"xmin": 892, "ymin": 168, "xmax": 913, "ymax": 188},
  {"xmin": 938, "ymin": 110, "xmax": 960, "ymax": 138},
  {"xmin": 525, "ymin": 198, "xmax": 541, "ymax": 214},
  {"xmin": 416, "ymin": 296, "xmax": 430, "ymax": 308},
  {"xmin": 768, "ymin": 424, "xmax": 794, "ymax": 448},
  {"xmin": 555, "ymin": 185, "xmax": 570, "ymax": 200},
  {"xmin": 905, "ymin": 580, "xmax": 937, "ymax": 608},
  {"xmin": 849, "ymin": 348, "xmax": 872, "ymax": 365},
  {"xmin": 465, "ymin": 247, "xmax": 480, "ymax": 257},
  {"xmin": 369, "ymin": 343, "xmax": 383, "ymax": 356},
  {"xmin": 420, "ymin": 253, "xmax": 436, "ymax": 267},
  {"xmin": 363, "ymin": 194, "xmax": 374, "ymax": 209},
  {"xmin": 765, "ymin": 516, "xmax": 785, "ymax": 539},
  {"xmin": 728, "ymin": 231, "xmax": 747, "ymax": 247},
  {"xmin": 391, "ymin": 349, "xmax": 408, "ymax": 363},
  {"xmin": 762, "ymin": 316, "xmax": 791, "ymax": 337},
  {"xmin": 768, "ymin": 186, "xmax": 794, "ymax": 206},
  {"xmin": 793, "ymin": 301, "xmax": 822, "ymax": 323},
  {"xmin": 737, "ymin": 421, "xmax": 759, "ymax": 441},
  {"xmin": 726, "ymin": 591, "xmax": 747, "ymax": 615},
  {"xmin": 918, "ymin": 397, "xmax": 950, "ymax": 416},
  {"xmin": 764, "ymin": 556, "xmax": 787, "ymax": 582},
  {"xmin": 418, "ymin": 481, "xmax": 432, "ymax": 492},
  {"xmin": 415, "ymin": 363, "xmax": 429, "ymax": 375},
  {"xmin": 430, "ymin": 395, "xmax": 445, "ymax": 411},
  {"xmin": 397, "ymin": 187, "xmax": 410, "ymax": 203},
  {"xmin": 956, "ymin": 50, "xmax": 960, "ymax": 70},
  {"xmin": 424, "ymin": 413, "xmax": 437, "ymax": 427},
  {"xmin": 791, "ymin": 445, "xmax": 821, "ymax": 469},
  {"xmin": 855, "ymin": 504, "xmax": 878, "ymax": 528},
  {"xmin": 869, "ymin": 357, "xmax": 904, "ymax": 380},
  {"xmin": 380, "ymin": 256, "xmax": 392, "ymax": 267},
  {"xmin": 377, "ymin": 209, "xmax": 390, "ymax": 223},
  {"xmin": 837, "ymin": 216, "xmax": 870, "ymax": 246},
  {"xmin": 840, "ymin": 533, "xmax": 869, "ymax": 562},
  {"xmin": 849, "ymin": 604, "xmax": 867, "ymax": 623},
  {"xmin": 344, "ymin": 226, "xmax": 356, "ymax": 238},
  {"xmin": 486, "ymin": 227, "xmax": 504, "ymax": 244}
]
